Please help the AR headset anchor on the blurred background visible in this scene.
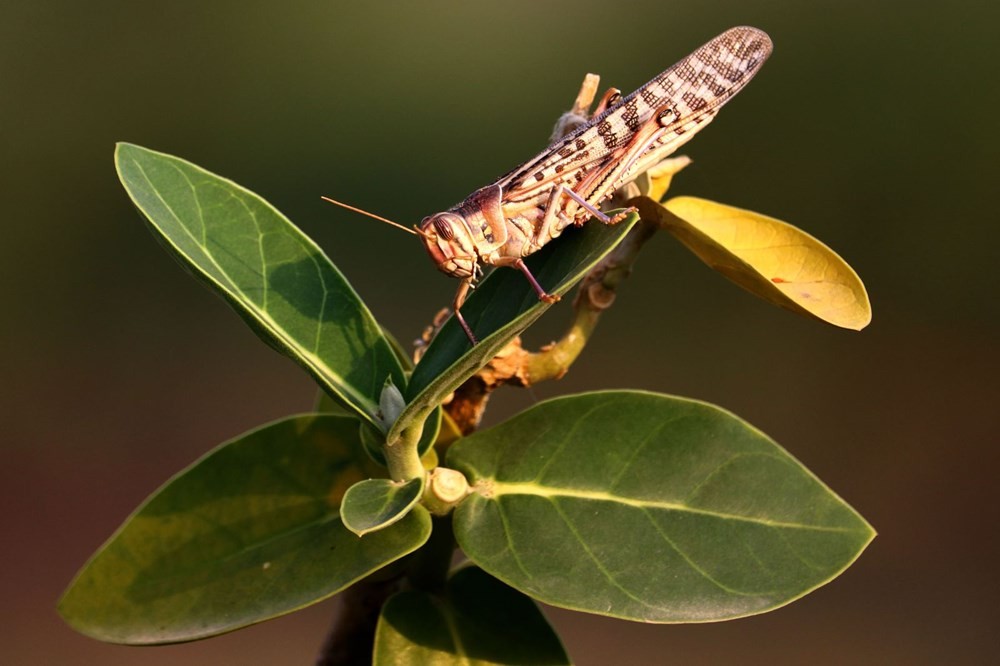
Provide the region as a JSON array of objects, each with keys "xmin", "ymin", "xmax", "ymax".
[{"xmin": 3, "ymin": 0, "xmax": 997, "ymax": 663}]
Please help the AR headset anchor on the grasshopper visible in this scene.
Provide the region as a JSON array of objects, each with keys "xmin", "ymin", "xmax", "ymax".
[{"xmin": 325, "ymin": 26, "xmax": 772, "ymax": 344}]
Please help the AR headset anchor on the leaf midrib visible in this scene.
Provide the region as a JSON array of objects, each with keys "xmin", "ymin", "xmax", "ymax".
[{"xmin": 484, "ymin": 481, "xmax": 857, "ymax": 533}]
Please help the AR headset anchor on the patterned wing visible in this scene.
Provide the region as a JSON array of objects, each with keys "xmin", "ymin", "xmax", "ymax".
[{"xmin": 498, "ymin": 26, "xmax": 773, "ymax": 204}]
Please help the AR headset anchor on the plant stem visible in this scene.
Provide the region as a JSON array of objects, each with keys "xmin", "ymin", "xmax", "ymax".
[
  {"xmin": 384, "ymin": 409, "xmax": 430, "ymax": 482},
  {"xmin": 406, "ymin": 515, "xmax": 456, "ymax": 594},
  {"xmin": 316, "ymin": 578, "xmax": 399, "ymax": 666}
]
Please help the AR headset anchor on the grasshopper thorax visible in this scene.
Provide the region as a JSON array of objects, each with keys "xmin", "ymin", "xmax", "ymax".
[{"xmin": 419, "ymin": 212, "xmax": 478, "ymax": 279}]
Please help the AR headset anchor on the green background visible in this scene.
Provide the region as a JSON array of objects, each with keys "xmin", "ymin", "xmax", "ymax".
[{"xmin": 4, "ymin": 1, "xmax": 995, "ymax": 664}]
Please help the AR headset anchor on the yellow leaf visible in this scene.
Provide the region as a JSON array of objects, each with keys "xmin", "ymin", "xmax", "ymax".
[
  {"xmin": 420, "ymin": 444, "xmax": 439, "ymax": 471},
  {"xmin": 636, "ymin": 155, "xmax": 692, "ymax": 202},
  {"xmin": 637, "ymin": 196, "xmax": 871, "ymax": 330},
  {"xmin": 437, "ymin": 411, "xmax": 463, "ymax": 446}
]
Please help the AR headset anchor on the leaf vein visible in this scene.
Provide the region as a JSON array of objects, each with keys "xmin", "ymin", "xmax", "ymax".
[
  {"xmin": 491, "ymin": 483, "xmax": 855, "ymax": 533},
  {"xmin": 549, "ymin": 498, "xmax": 660, "ymax": 610}
]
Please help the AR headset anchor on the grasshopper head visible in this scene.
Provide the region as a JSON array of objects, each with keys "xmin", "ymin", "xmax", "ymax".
[{"xmin": 419, "ymin": 212, "xmax": 477, "ymax": 279}]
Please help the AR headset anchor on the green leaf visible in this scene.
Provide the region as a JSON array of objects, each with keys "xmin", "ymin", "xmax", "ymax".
[
  {"xmin": 115, "ymin": 143, "xmax": 405, "ymax": 427},
  {"xmin": 59, "ymin": 415, "xmax": 431, "ymax": 644},
  {"xmin": 342, "ymin": 477, "xmax": 425, "ymax": 536},
  {"xmin": 393, "ymin": 214, "xmax": 638, "ymax": 442},
  {"xmin": 315, "ymin": 388, "xmax": 354, "ymax": 417},
  {"xmin": 635, "ymin": 155, "xmax": 692, "ymax": 202},
  {"xmin": 373, "ymin": 566, "xmax": 571, "ymax": 665},
  {"xmin": 382, "ymin": 326, "xmax": 416, "ymax": 371},
  {"xmin": 447, "ymin": 391, "xmax": 874, "ymax": 623}
]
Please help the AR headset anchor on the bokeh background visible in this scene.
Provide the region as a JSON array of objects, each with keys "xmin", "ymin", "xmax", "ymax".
[{"xmin": 4, "ymin": 1, "xmax": 997, "ymax": 663}]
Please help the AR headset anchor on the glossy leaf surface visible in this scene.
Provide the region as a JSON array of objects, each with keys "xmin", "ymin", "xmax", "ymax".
[
  {"xmin": 448, "ymin": 391, "xmax": 874, "ymax": 623},
  {"xmin": 116, "ymin": 143, "xmax": 405, "ymax": 426},
  {"xmin": 59, "ymin": 415, "xmax": 431, "ymax": 644},
  {"xmin": 373, "ymin": 566, "xmax": 570, "ymax": 665}
]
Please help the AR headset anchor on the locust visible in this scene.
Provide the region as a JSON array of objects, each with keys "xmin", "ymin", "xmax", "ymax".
[{"xmin": 324, "ymin": 26, "xmax": 772, "ymax": 344}]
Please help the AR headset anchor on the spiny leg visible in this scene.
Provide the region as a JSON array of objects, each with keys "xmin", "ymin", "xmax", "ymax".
[
  {"xmin": 534, "ymin": 182, "xmax": 637, "ymax": 246},
  {"xmin": 558, "ymin": 186, "xmax": 636, "ymax": 225}
]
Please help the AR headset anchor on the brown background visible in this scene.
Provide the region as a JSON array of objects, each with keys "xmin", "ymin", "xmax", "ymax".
[{"xmin": 3, "ymin": 1, "xmax": 997, "ymax": 664}]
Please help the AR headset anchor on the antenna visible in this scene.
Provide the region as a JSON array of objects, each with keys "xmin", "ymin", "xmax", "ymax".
[{"xmin": 321, "ymin": 196, "xmax": 423, "ymax": 237}]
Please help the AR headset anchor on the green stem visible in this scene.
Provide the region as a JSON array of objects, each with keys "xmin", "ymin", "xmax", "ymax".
[{"xmin": 384, "ymin": 408, "xmax": 430, "ymax": 482}]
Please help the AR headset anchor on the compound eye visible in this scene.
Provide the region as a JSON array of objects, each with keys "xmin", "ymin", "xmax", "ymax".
[{"xmin": 433, "ymin": 217, "xmax": 455, "ymax": 241}]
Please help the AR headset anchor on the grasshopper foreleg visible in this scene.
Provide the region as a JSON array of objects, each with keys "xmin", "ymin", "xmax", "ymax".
[{"xmin": 451, "ymin": 278, "xmax": 479, "ymax": 345}]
